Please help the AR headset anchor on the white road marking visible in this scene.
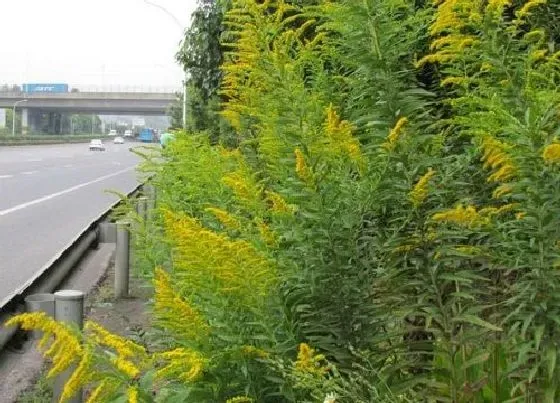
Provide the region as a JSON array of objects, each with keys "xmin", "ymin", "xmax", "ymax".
[
  {"xmin": 0, "ymin": 166, "xmax": 135, "ymax": 217},
  {"xmin": 26, "ymin": 158, "xmax": 43, "ymax": 162},
  {"xmin": 0, "ymin": 175, "xmax": 13, "ymax": 179},
  {"xmin": 63, "ymin": 164, "xmax": 73, "ymax": 168},
  {"xmin": 21, "ymin": 171, "xmax": 38, "ymax": 175}
]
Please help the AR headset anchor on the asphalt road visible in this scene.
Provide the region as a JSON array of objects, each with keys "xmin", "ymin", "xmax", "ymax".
[{"xmin": 0, "ymin": 141, "xmax": 142, "ymax": 306}]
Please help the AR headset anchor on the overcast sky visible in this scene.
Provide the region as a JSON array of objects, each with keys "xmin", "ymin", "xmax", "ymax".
[{"xmin": 1, "ymin": 0, "xmax": 197, "ymax": 91}]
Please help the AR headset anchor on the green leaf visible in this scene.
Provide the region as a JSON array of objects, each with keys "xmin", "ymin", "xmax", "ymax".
[
  {"xmin": 452, "ymin": 315, "xmax": 502, "ymax": 332},
  {"xmin": 460, "ymin": 352, "xmax": 490, "ymax": 371}
]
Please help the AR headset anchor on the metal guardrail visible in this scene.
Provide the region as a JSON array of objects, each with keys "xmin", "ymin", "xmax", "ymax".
[
  {"xmin": 0, "ymin": 84, "xmax": 182, "ymax": 94},
  {"xmin": 0, "ymin": 182, "xmax": 145, "ymax": 351}
]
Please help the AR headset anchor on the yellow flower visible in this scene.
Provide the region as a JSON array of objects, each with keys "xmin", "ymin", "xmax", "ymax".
[
  {"xmin": 492, "ymin": 184, "xmax": 513, "ymax": 199},
  {"xmin": 6, "ymin": 312, "xmax": 83, "ymax": 378},
  {"xmin": 295, "ymin": 148, "xmax": 313, "ymax": 183},
  {"xmin": 205, "ymin": 207, "xmax": 241, "ymax": 230},
  {"xmin": 486, "ymin": 0, "xmax": 512, "ymax": 12},
  {"xmin": 127, "ymin": 386, "xmax": 139, "ymax": 403},
  {"xmin": 113, "ymin": 356, "xmax": 140, "ymax": 379},
  {"xmin": 61, "ymin": 348, "xmax": 92, "ymax": 402},
  {"xmin": 256, "ymin": 220, "xmax": 277, "ymax": 247},
  {"xmin": 516, "ymin": 212, "xmax": 527, "ymax": 220},
  {"xmin": 323, "ymin": 104, "xmax": 364, "ymax": 168},
  {"xmin": 295, "ymin": 343, "xmax": 328, "ymax": 377},
  {"xmin": 85, "ymin": 322, "xmax": 146, "ymax": 360},
  {"xmin": 432, "ymin": 204, "xmax": 489, "ymax": 228},
  {"xmin": 481, "ymin": 137, "xmax": 516, "ymax": 183},
  {"xmin": 529, "ymin": 49, "xmax": 548, "ymax": 63},
  {"xmin": 454, "ymin": 246, "xmax": 483, "ymax": 255},
  {"xmin": 86, "ymin": 381, "xmax": 108, "ymax": 403},
  {"xmin": 543, "ymin": 143, "xmax": 560, "ymax": 164},
  {"xmin": 409, "ymin": 168, "xmax": 436, "ymax": 207},
  {"xmin": 265, "ymin": 191, "xmax": 293, "ymax": 214},
  {"xmin": 153, "ymin": 268, "xmax": 209, "ymax": 343},
  {"xmin": 441, "ymin": 76, "xmax": 468, "ymax": 86},
  {"xmin": 385, "ymin": 117, "xmax": 408, "ymax": 149},
  {"xmin": 155, "ymin": 348, "xmax": 205, "ymax": 382},
  {"xmin": 226, "ymin": 397, "xmax": 254, "ymax": 403},
  {"xmin": 241, "ymin": 345, "xmax": 269, "ymax": 359},
  {"xmin": 515, "ymin": 0, "xmax": 547, "ymax": 23},
  {"xmin": 222, "ymin": 170, "xmax": 263, "ymax": 209}
]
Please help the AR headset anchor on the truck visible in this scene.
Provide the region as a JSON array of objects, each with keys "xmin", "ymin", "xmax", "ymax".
[
  {"xmin": 22, "ymin": 83, "xmax": 69, "ymax": 93},
  {"xmin": 138, "ymin": 128, "xmax": 155, "ymax": 143}
]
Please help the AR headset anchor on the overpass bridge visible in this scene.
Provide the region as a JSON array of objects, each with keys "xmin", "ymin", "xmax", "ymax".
[{"xmin": 0, "ymin": 90, "xmax": 177, "ymax": 134}]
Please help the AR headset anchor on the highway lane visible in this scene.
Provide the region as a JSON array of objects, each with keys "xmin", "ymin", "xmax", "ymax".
[{"xmin": 0, "ymin": 142, "xmax": 143, "ymax": 306}]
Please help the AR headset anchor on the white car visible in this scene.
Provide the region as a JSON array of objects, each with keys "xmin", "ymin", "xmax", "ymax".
[
  {"xmin": 108, "ymin": 129, "xmax": 118, "ymax": 136},
  {"xmin": 114, "ymin": 136, "xmax": 125, "ymax": 144},
  {"xmin": 89, "ymin": 139, "xmax": 105, "ymax": 151},
  {"xmin": 124, "ymin": 129, "xmax": 133, "ymax": 137}
]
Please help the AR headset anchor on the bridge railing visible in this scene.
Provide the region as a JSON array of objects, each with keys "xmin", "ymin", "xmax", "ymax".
[{"xmin": 0, "ymin": 84, "xmax": 182, "ymax": 94}]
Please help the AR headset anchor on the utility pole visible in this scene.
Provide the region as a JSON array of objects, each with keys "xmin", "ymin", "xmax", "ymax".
[{"xmin": 142, "ymin": 0, "xmax": 187, "ymax": 131}]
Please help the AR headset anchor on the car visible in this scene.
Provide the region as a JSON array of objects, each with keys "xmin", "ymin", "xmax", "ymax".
[
  {"xmin": 89, "ymin": 139, "xmax": 105, "ymax": 151},
  {"xmin": 108, "ymin": 129, "xmax": 118, "ymax": 136},
  {"xmin": 124, "ymin": 129, "xmax": 133, "ymax": 137},
  {"xmin": 114, "ymin": 136, "xmax": 125, "ymax": 144}
]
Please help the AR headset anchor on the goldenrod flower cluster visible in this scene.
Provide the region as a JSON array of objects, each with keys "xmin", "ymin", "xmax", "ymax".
[
  {"xmin": 61, "ymin": 348, "xmax": 92, "ymax": 402},
  {"xmin": 6, "ymin": 312, "xmax": 83, "ymax": 378},
  {"xmin": 295, "ymin": 148, "xmax": 313, "ymax": 184},
  {"xmin": 222, "ymin": 170, "xmax": 263, "ymax": 209},
  {"xmin": 385, "ymin": 117, "xmax": 408, "ymax": 149},
  {"xmin": 432, "ymin": 204, "xmax": 490, "ymax": 227},
  {"xmin": 543, "ymin": 143, "xmax": 560, "ymax": 164},
  {"xmin": 205, "ymin": 207, "xmax": 241, "ymax": 231},
  {"xmin": 294, "ymin": 343, "xmax": 328, "ymax": 377},
  {"xmin": 154, "ymin": 348, "xmax": 205, "ymax": 382},
  {"xmin": 153, "ymin": 267, "xmax": 209, "ymax": 343},
  {"xmin": 241, "ymin": 345, "xmax": 269, "ymax": 359},
  {"xmin": 164, "ymin": 211, "xmax": 276, "ymax": 302},
  {"xmin": 481, "ymin": 137, "xmax": 516, "ymax": 183},
  {"xmin": 127, "ymin": 386, "xmax": 139, "ymax": 403},
  {"xmin": 323, "ymin": 104, "xmax": 364, "ymax": 168},
  {"xmin": 515, "ymin": 0, "xmax": 547, "ymax": 24},
  {"xmin": 264, "ymin": 190, "xmax": 292, "ymax": 214},
  {"xmin": 226, "ymin": 397, "xmax": 254, "ymax": 403},
  {"xmin": 256, "ymin": 219, "xmax": 278, "ymax": 247},
  {"xmin": 409, "ymin": 168, "xmax": 436, "ymax": 207}
]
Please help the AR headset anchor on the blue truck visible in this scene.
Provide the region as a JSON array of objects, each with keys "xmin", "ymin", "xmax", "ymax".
[
  {"xmin": 138, "ymin": 128, "xmax": 155, "ymax": 143},
  {"xmin": 22, "ymin": 83, "xmax": 69, "ymax": 93}
]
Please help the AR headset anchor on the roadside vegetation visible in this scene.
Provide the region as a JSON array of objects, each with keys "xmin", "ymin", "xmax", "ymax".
[{"xmin": 9, "ymin": 0, "xmax": 560, "ymax": 401}]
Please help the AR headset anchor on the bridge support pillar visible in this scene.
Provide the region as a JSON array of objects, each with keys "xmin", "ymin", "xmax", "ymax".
[
  {"xmin": 0, "ymin": 109, "xmax": 6, "ymax": 129},
  {"xmin": 21, "ymin": 108, "xmax": 29, "ymax": 135}
]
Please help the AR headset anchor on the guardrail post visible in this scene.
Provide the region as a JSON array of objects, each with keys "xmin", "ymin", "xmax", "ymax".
[
  {"xmin": 136, "ymin": 196, "xmax": 148, "ymax": 222},
  {"xmin": 145, "ymin": 184, "xmax": 156, "ymax": 211},
  {"xmin": 53, "ymin": 290, "xmax": 84, "ymax": 403},
  {"xmin": 24, "ymin": 293, "xmax": 55, "ymax": 340},
  {"xmin": 115, "ymin": 221, "xmax": 130, "ymax": 298}
]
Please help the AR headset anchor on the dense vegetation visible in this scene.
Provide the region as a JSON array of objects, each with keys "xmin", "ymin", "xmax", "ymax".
[{"xmin": 11, "ymin": 0, "xmax": 560, "ymax": 401}]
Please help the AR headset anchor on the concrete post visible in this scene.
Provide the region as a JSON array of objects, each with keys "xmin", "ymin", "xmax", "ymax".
[
  {"xmin": 24, "ymin": 293, "xmax": 55, "ymax": 340},
  {"xmin": 53, "ymin": 290, "xmax": 84, "ymax": 403},
  {"xmin": 21, "ymin": 108, "xmax": 28, "ymax": 136},
  {"xmin": 145, "ymin": 184, "xmax": 156, "ymax": 212},
  {"xmin": 136, "ymin": 196, "xmax": 148, "ymax": 222},
  {"xmin": 0, "ymin": 109, "xmax": 6, "ymax": 129},
  {"xmin": 115, "ymin": 221, "xmax": 130, "ymax": 298}
]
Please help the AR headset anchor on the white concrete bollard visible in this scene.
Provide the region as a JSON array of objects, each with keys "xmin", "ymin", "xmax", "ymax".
[{"xmin": 115, "ymin": 221, "xmax": 131, "ymax": 298}]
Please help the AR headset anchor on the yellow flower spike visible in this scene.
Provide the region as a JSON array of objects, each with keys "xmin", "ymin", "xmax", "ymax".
[
  {"xmin": 543, "ymin": 143, "xmax": 560, "ymax": 164},
  {"xmin": 6, "ymin": 312, "xmax": 83, "ymax": 379},
  {"xmin": 241, "ymin": 345, "xmax": 269, "ymax": 359},
  {"xmin": 153, "ymin": 267, "xmax": 209, "ymax": 343},
  {"xmin": 256, "ymin": 220, "xmax": 277, "ymax": 247},
  {"xmin": 222, "ymin": 170, "xmax": 263, "ymax": 209},
  {"xmin": 515, "ymin": 0, "xmax": 547, "ymax": 23},
  {"xmin": 60, "ymin": 348, "xmax": 92, "ymax": 402},
  {"xmin": 432, "ymin": 204, "xmax": 490, "ymax": 228},
  {"xmin": 205, "ymin": 207, "xmax": 241, "ymax": 230},
  {"xmin": 409, "ymin": 168, "xmax": 436, "ymax": 208},
  {"xmin": 86, "ymin": 381, "xmax": 108, "ymax": 403},
  {"xmin": 155, "ymin": 348, "xmax": 206, "ymax": 382},
  {"xmin": 127, "ymin": 386, "xmax": 139, "ymax": 403},
  {"xmin": 516, "ymin": 212, "xmax": 527, "ymax": 220},
  {"xmin": 294, "ymin": 148, "xmax": 313, "ymax": 183},
  {"xmin": 492, "ymin": 184, "xmax": 513, "ymax": 199},
  {"xmin": 295, "ymin": 343, "xmax": 329, "ymax": 377},
  {"xmin": 385, "ymin": 117, "xmax": 408, "ymax": 149},
  {"xmin": 323, "ymin": 104, "xmax": 364, "ymax": 169},
  {"xmin": 480, "ymin": 137, "xmax": 517, "ymax": 183},
  {"xmin": 264, "ymin": 191, "xmax": 292, "ymax": 214},
  {"xmin": 113, "ymin": 356, "xmax": 140, "ymax": 379},
  {"xmin": 486, "ymin": 0, "xmax": 512, "ymax": 12},
  {"xmin": 227, "ymin": 397, "xmax": 254, "ymax": 403},
  {"xmin": 85, "ymin": 322, "xmax": 146, "ymax": 360}
]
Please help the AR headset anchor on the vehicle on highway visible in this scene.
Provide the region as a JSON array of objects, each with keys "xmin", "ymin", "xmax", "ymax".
[
  {"xmin": 124, "ymin": 129, "xmax": 133, "ymax": 137},
  {"xmin": 114, "ymin": 136, "xmax": 125, "ymax": 144},
  {"xmin": 108, "ymin": 129, "xmax": 118, "ymax": 136},
  {"xmin": 139, "ymin": 128, "xmax": 155, "ymax": 143},
  {"xmin": 89, "ymin": 139, "xmax": 105, "ymax": 151}
]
